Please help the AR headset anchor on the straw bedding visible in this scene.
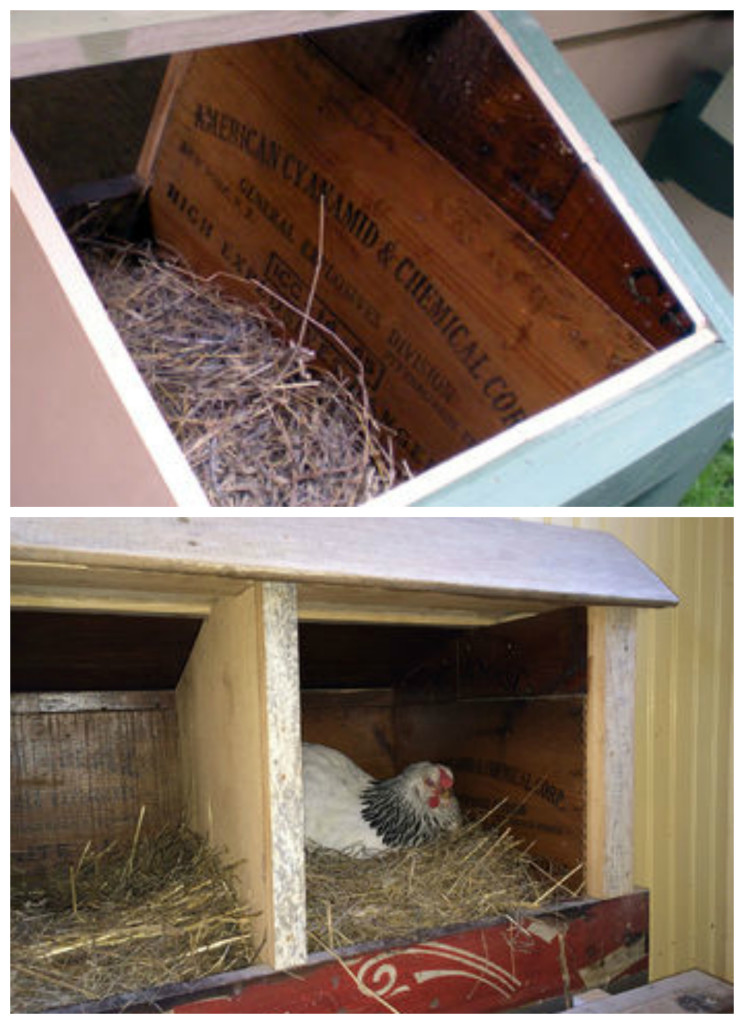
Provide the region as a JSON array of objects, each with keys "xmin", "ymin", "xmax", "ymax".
[
  {"xmin": 74, "ymin": 233, "xmax": 401, "ymax": 506},
  {"xmin": 305, "ymin": 813, "xmax": 583, "ymax": 953},
  {"xmin": 11, "ymin": 812, "xmax": 581, "ymax": 1012},
  {"xmin": 10, "ymin": 823, "xmax": 259, "ymax": 1013}
]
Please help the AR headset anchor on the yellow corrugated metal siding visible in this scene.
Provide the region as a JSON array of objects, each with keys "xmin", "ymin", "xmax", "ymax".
[{"xmin": 521, "ymin": 517, "xmax": 733, "ymax": 982}]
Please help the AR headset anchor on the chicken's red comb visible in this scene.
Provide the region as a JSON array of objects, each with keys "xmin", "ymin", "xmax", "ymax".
[{"xmin": 438, "ymin": 766, "xmax": 454, "ymax": 789}]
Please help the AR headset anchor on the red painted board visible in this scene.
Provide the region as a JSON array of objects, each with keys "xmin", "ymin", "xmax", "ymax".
[{"xmin": 171, "ymin": 892, "xmax": 648, "ymax": 1014}]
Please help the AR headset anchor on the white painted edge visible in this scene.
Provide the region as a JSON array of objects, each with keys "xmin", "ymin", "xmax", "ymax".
[
  {"xmin": 11, "ymin": 134, "xmax": 210, "ymax": 508},
  {"xmin": 364, "ymin": 325, "xmax": 719, "ymax": 507}
]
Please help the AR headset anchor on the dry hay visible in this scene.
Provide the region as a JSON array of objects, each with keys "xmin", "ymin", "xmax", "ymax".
[
  {"xmin": 305, "ymin": 813, "xmax": 584, "ymax": 953},
  {"xmin": 10, "ymin": 820, "xmax": 259, "ymax": 1013},
  {"xmin": 75, "ymin": 233, "xmax": 401, "ymax": 506}
]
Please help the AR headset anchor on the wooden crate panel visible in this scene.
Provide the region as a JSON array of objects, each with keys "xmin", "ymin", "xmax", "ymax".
[
  {"xmin": 10, "ymin": 610, "xmax": 202, "ymax": 692},
  {"xmin": 542, "ymin": 168, "xmax": 694, "ymax": 342},
  {"xmin": 145, "ymin": 33, "xmax": 655, "ymax": 471},
  {"xmin": 457, "ymin": 607, "xmax": 587, "ymax": 699},
  {"xmin": 393, "ymin": 607, "xmax": 588, "ymax": 702},
  {"xmin": 302, "ymin": 688, "xmax": 395, "ymax": 779},
  {"xmin": 313, "ymin": 13, "xmax": 582, "ymax": 240},
  {"xmin": 299, "ymin": 622, "xmax": 457, "ymax": 690},
  {"xmin": 309, "ymin": 12, "xmax": 693, "ymax": 348},
  {"xmin": 396, "ymin": 698, "xmax": 585, "ymax": 867},
  {"xmin": 11, "ymin": 691, "xmax": 182, "ymax": 868}
]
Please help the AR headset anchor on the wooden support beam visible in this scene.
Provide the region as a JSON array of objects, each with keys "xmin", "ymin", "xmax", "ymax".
[
  {"xmin": 175, "ymin": 583, "xmax": 304, "ymax": 970},
  {"xmin": 585, "ymin": 606, "xmax": 637, "ymax": 897},
  {"xmin": 298, "ymin": 582, "xmax": 556, "ymax": 627},
  {"xmin": 260, "ymin": 583, "xmax": 306, "ymax": 968},
  {"xmin": 10, "ymin": 560, "xmax": 245, "ymax": 617}
]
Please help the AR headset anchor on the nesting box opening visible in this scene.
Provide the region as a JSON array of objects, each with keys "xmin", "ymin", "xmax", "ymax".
[
  {"xmin": 10, "ymin": 609, "xmax": 205, "ymax": 865},
  {"xmin": 297, "ymin": 608, "xmax": 588, "ymax": 951},
  {"xmin": 11, "ymin": 10, "xmax": 710, "ymax": 507},
  {"xmin": 10, "ymin": 608, "xmax": 264, "ymax": 1012}
]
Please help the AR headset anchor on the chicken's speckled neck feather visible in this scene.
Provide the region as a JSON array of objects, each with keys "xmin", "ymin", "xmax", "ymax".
[{"xmin": 360, "ymin": 768, "xmax": 459, "ymax": 848}]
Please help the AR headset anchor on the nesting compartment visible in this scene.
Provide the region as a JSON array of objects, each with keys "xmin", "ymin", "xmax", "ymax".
[
  {"xmin": 11, "ymin": 612, "xmax": 201, "ymax": 872},
  {"xmin": 300, "ymin": 609, "xmax": 588, "ymax": 871},
  {"xmin": 11, "ymin": 11, "xmax": 718, "ymax": 506},
  {"xmin": 10, "ymin": 582, "xmax": 307, "ymax": 984}
]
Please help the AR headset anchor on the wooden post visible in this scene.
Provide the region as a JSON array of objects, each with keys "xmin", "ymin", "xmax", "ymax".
[
  {"xmin": 260, "ymin": 582, "xmax": 305, "ymax": 968},
  {"xmin": 586, "ymin": 605, "xmax": 637, "ymax": 897},
  {"xmin": 176, "ymin": 582, "xmax": 305, "ymax": 970}
]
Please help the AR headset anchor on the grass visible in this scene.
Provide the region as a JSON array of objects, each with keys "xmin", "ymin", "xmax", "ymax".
[{"xmin": 680, "ymin": 440, "xmax": 733, "ymax": 506}]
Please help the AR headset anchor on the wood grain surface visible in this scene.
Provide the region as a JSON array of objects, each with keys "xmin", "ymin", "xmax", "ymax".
[
  {"xmin": 10, "ymin": 517, "xmax": 680, "ymax": 608},
  {"xmin": 11, "ymin": 610, "xmax": 202, "ymax": 692},
  {"xmin": 310, "ymin": 12, "xmax": 694, "ymax": 348},
  {"xmin": 145, "ymin": 31, "xmax": 656, "ymax": 469},
  {"xmin": 11, "ymin": 691, "xmax": 181, "ymax": 868}
]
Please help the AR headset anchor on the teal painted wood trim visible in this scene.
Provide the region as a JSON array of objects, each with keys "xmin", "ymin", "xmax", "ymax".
[
  {"xmin": 413, "ymin": 339, "xmax": 732, "ymax": 508},
  {"xmin": 624, "ymin": 427, "xmax": 729, "ymax": 507},
  {"xmin": 575, "ymin": 402, "xmax": 732, "ymax": 507},
  {"xmin": 408, "ymin": 12, "xmax": 732, "ymax": 508}
]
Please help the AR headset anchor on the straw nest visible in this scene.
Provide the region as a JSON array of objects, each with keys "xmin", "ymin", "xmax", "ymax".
[
  {"xmin": 10, "ymin": 821, "xmax": 259, "ymax": 1013},
  {"xmin": 75, "ymin": 233, "xmax": 401, "ymax": 506},
  {"xmin": 305, "ymin": 811, "xmax": 584, "ymax": 954},
  {"xmin": 11, "ymin": 810, "xmax": 582, "ymax": 1011}
]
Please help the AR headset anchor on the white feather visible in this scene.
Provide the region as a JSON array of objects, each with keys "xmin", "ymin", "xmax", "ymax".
[{"xmin": 302, "ymin": 742, "xmax": 388, "ymax": 855}]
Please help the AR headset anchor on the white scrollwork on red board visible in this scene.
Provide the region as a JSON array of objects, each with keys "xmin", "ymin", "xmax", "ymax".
[{"xmin": 349, "ymin": 939, "xmax": 521, "ymax": 1005}]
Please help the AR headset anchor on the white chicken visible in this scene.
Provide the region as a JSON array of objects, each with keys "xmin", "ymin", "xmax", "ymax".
[{"xmin": 302, "ymin": 742, "xmax": 462, "ymax": 856}]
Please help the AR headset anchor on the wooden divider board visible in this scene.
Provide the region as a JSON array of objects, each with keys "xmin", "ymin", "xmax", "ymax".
[
  {"xmin": 396, "ymin": 697, "xmax": 585, "ymax": 869},
  {"xmin": 142, "ymin": 34, "xmax": 655, "ymax": 470},
  {"xmin": 175, "ymin": 584, "xmax": 305, "ymax": 970}
]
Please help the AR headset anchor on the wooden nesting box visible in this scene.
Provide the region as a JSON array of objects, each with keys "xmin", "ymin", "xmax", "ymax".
[
  {"xmin": 11, "ymin": 517, "xmax": 677, "ymax": 1013},
  {"xmin": 11, "ymin": 11, "xmax": 732, "ymax": 507}
]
